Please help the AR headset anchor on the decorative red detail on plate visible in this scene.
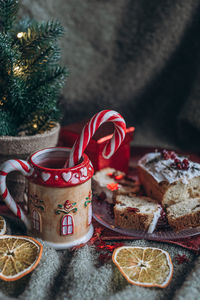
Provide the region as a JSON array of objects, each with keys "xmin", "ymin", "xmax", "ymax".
[{"xmin": 107, "ymin": 183, "xmax": 119, "ymax": 191}]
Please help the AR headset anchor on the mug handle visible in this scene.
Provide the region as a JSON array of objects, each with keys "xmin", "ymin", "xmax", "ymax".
[{"xmin": 0, "ymin": 159, "xmax": 32, "ymax": 229}]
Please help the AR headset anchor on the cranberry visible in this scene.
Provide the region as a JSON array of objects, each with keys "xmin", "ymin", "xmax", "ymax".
[
  {"xmin": 182, "ymin": 158, "xmax": 189, "ymax": 170},
  {"xmin": 171, "ymin": 157, "xmax": 190, "ymax": 170},
  {"xmin": 183, "ymin": 159, "xmax": 189, "ymax": 166},
  {"xmin": 175, "ymin": 158, "xmax": 181, "ymax": 164},
  {"xmin": 177, "ymin": 163, "xmax": 182, "ymax": 169},
  {"xmin": 162, "ymin": 150, "xmax": 170, "ymax": 160},
  {"xmin": 170, "ymin": 152, "xmax": 176, "ymax": 159},
  {"xmin": 162, "ymin": 149, "xmax": 178, "ymax": 160},
  {"xmin": 182, "ymin": 164, "xmax": 188, "ymax": 170}
]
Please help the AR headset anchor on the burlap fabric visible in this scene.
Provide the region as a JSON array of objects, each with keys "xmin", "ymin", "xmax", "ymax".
[{"xmin": 0, "ymin": 124, "xmax": 60, "ymax": 203}]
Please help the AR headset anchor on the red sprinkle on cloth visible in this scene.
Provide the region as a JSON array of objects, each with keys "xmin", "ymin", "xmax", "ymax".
[{"xmin": 92, "ymin": 220, "xmax": 200, "ymax": 254}]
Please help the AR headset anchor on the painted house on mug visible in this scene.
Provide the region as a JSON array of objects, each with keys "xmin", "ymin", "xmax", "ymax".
[{"xmin": 28, "ymin": 191, "xmax": 92, "ymax": 237}]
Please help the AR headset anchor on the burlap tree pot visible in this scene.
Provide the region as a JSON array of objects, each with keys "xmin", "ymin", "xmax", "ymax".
[{"xmin": 0, "ymin": 123, "xmax": 60, "ymax": 205}]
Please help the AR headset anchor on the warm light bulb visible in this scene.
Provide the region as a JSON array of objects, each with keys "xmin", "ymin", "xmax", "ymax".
[
  {"xmin": 13, "ymin": 64, "xmax": 23, "ymax": 75},
  {"xmin": 0, "ymin": 96, "xmax": 6, "ymax": 105},
  {"xmin": 33, "ymin": 124, "xmax": 38, "ymax": 129},
  {"xmin": 17, "ymin": 32, "xmax": 24, "ymax": 38}
]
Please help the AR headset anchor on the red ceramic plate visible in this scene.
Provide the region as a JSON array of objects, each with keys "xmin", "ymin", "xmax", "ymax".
[{"xmin": 92, "ymin": 146, "xmax": 200, "ymax": 241}]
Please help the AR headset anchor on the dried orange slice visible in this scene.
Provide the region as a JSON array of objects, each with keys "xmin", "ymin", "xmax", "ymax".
[
  {"xmin": 0, "ymin": 216, "xmax": 6, "ymax": 235},
  {"xmin": 0, "ymin": 235, "xmax": 43, "ymax": 281},
  {"xmin": 112, "ymin": 246, "xmax": 173, "ymax": 288}
]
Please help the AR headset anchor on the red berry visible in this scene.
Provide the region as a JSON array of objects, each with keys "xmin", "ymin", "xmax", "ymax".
[
  {"xmin": 177, "ymin": 163, "xmax": 182, "ymax": 169},
  {"xmin": 162, "ymin": 150, "xmax": 170, "ymax": 160},
  {"xmin": 183, "ymin": 159, "xmax": 189, "ymax": 166},
  {"xmin": 170, "ymin": 152, "xmax": 176, "ymax": 159},
  {"xmin": 175, "ymin": 158, "xmax": 181, "ymax": 164},
  {"xmin": 182, "ymin": 164, "xmax": 188, "ymax": 170}
]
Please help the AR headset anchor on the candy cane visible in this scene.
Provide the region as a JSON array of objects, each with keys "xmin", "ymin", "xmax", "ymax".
[
  {"xmin": 0, "ymin": 159, "xmax": 32, "ymax": 229},
  {"xmin": 66, "ymin": 110, "xmax": 126, "ymax": 168}
]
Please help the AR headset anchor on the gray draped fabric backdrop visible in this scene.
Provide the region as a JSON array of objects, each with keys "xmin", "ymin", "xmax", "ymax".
[{"xmin": 20, "ymin": 0, "xmax": 200, "ymax": 150}]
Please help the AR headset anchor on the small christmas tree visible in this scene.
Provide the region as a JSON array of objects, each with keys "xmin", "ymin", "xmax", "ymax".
[{"xmin": 0, "ymin": 0, "xmax": 68, "ymax": 136}]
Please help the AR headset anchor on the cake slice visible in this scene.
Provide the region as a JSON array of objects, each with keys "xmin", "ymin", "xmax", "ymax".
[
  {"xmin": 92, "ymin": 167, "xmax": 141, "ymax": 203},
  {"xmin": 167, "ymin": 198, "xmax": 200, "ymax": 231},
  {"xmin": 138, "ymin": 151, "xmax": 200, "ymax": 208},
  {"xmin": 114, "ymin": 195, "xmax": 162, "ymax": 233},
  {"xmin": 138, "ymin": 150, "xmax": 200, "ymax": 231}
]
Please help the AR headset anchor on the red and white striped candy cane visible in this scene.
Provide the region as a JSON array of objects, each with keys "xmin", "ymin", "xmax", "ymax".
[
  {"xmin": 0, "ymin": 159, "xmax": 32, "ymax": 229},
  {"xmin": 67, "ymin": 110, "xmax": 126, "ymax": 168}
]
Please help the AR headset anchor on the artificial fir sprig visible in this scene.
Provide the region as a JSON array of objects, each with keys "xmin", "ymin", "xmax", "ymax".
[
  {"xmin": 0, "ymin": 0, "xmax": 68, "ymax": 136},
  {"xmin": 16, "ymin": 21, "xmax": 64, "ymax": 47},
  {"xmin": 0, "ymin": 0, "xmax": 18, "ymax": 32}
]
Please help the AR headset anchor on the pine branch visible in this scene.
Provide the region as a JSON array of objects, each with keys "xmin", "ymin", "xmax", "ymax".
[
  {"xmin": 18, "ymin": 106, "xmax": 61, "ymax": 135},
  {"xmin": 20, "ymin": 45, "xmax": 61, "ymax": 75},
  {"xmin": 27, "ymin": 65, "xmax": 68, "ymax": 93},
  {"xmin": 0, "ymin": 109, "xmax": 18, "ymax": 135},
  {"xmin": 7, "ymin": 67, "xmax": 67, "ymax": 123},
  {"xmin": 0, "ymin": 2, "xmax": 68, "ymax": 136},
  {"xmin": 13, "ymin": 17, "xmax": 36, "ymax": 33},
  {"xmin": 0, "ymin": 0, "xmax": 18, "ymax": 32},
  {"xmin": 16, "ymin": 21, "xmax": 64, "ymax": 54}
]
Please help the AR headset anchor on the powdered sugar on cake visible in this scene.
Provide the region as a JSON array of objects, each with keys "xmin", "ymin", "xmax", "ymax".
[
  {"xmin": 148, "ymin": 206, "xmax": 162, "ymax": 233},
  {"xmin": 138, "ymin": 152, "xmax": 200, "ymax": 184}
]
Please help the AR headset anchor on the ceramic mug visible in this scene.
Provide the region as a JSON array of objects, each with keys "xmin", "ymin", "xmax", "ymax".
[{"xmin": 0, "ymin": 147, "xmax": 94, "ymax": 249}]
